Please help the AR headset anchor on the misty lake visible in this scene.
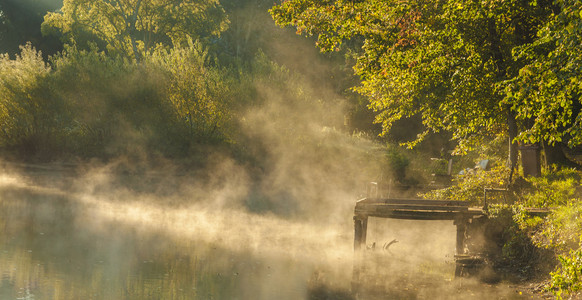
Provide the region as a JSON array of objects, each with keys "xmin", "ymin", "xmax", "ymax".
[{"xmin": 0, "ymin": 170, "xmax": 541, "ymax": 300}]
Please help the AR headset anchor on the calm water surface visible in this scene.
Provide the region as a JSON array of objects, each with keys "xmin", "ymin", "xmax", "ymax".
[
  {"xmin": 0, "ymin": 175, "xmax": 541, "ymax": 300},
  {"xmin": 0, "ymin": 179, "xmax": 353, "ymax": 300}
]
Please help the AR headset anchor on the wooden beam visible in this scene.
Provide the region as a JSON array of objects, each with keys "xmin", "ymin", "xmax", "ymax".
[
  {"xmin": 356, "ymin": 204, "xmax": 469, "ymax": 212},
  {"xmin": 357, "ymin": 198, "xmax": 470, "ymax": 207}
]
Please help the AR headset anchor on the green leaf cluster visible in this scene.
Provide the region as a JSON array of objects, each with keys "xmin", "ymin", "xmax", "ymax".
[
  {"xmin": 42, "ymin": 0, "xmax": 228, "ymax": 60},
  {"xmin": 0, "ymin": 41, "xmax": 242, "ymax": 160},
  {"xmin": 534, "ymin": 200, "xmax": 582, "ymax": 298},
  {"xmin": 0, "ymin": 43, "xmax": 60, "ymax": 157},
  {"xmin": 506, "ymin": 0, "xmax": 582, "ymax": 148},
  {"xmin": 422, "ymin": 163, "xmax": 510, "ymax": 205},
  {"xmin": 270, "ymin": 0, "xmax": 582, "ymax": 153},
  {"xmin": 147, "ymin": 40, "xmax": 236, "ymax": 144},
  {"xmin": 551, "ymin": 248, "xmax": 582, "ymax": 299},
  {"xmin": 521, "ymin": 167, "xmax": 580, "ymax": 207}
]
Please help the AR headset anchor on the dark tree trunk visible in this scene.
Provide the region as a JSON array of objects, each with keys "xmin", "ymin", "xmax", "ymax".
[
  {"xmin": 543, "ymin": 141, "xmax": 578, "ymax": 168},
  {"xmin": 507, "ymin": 108, "xmax": 519, "ymax": 183}
]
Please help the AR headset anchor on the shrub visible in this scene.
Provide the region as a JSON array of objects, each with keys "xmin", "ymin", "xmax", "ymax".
[
  {"xmin": 0, "ymin": 43, "xmax": 68, "ymax": 159},
  {"xmin": 386, "ymin": 146, "xmax": 410, "ymax": 182},
  {"xmin": 422, "ymin": 163, "xmax": 510, "ymax": 205},
  {"xmin": 533, "ymin": 201, "xmax": 582, "ymax": 253},
  {"xmin": 147, "ymin": 40, "xmax": 236, "ymax": 145},
  {"xmin": 520, "ymin": 168, "xmax": 580, "ymax": 207},
  {"xmin": 550, "ymin": 248, "xmax": 582, "ymax": 299}
]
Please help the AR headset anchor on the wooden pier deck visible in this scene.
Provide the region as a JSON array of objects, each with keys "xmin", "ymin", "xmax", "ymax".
[
  {"xmin": 352, "ymin": 197, "xmax": 550, "ymax": 289},
  {"xmin": 354, "ymin": 198, "xmax": 483, "ymax": 220}
]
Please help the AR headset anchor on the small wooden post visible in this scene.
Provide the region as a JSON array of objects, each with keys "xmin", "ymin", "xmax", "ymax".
[
  {"xmin": 352, "ymin": 215, "xmax": 368, "ymax": 292},
  {"xmin": 361, "ymin": 217, "xmax": 368, "ymax": 246},
  {"xmin": 454, "ymin": 218, "xmax": 467, "ymax": 255},
  {"xmin": 454, "ymin": 217, "xmax": 468, "ymax": 277}
]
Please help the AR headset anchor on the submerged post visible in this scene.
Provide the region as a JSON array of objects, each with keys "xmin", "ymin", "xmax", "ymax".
[
  {"xmin": 352, "ymin": 215, "xmax": 368, "ymax": 292},
  {"xmin": 454, "ymin": 216, "xmax": 469, "ymax": 277},
  {"xmin": 454, "ymin": 217, "xmax": 467, "ymax": 255}
]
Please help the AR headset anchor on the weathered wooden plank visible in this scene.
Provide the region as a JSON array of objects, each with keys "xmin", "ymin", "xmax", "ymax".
[
  {"xmin": 355, "ymin": 210, "xmax": 469, "ymax": 220},
  {"xmin": 355, "ymin": 207, "xmax": 484, "ymax": 219},
  {"xmin": 356, "ymin": 204, "xmax": 469, "ymax": 212},
  {"xmin": 354, "ymin": 197, "xmax": 485, "ymax": 221},
  {"xmin": 357, "ymin": 198, "xmax": 470, "ymax": 207},
  {"xmin": 522, "ymin": 207, "xmax": 552, "ymax": 217}
]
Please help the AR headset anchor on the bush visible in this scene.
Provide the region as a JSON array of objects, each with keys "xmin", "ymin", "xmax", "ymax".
[
  {"xmin": 0, "ymin": 42, "xmax": 243, "ymax": 161},
  {"xmin": 520, "ymin": 167, "xmax": 580, "ymax": 207},
  {"xmin": 550, "ymin": 248, "xmax": 582, "ymax": 299},
  {"xmin": 147, "ymin": 40, "xmax": 237, "ymax": 145},
  {"xmin": 422, "ymin": 163, "xmax": 510, "ymax": 205},
  {"xmin": 48, "ymin": 45, "xmax": 179, "ymax": 158},
  {"xmin": 386, "ymin": 146, "xmax": 410, "ymax": 182},
  {"xmin": 533, "ymin": 201, "xmax": 582, "ymax": 253},
  {"xmin": 0, "ymin": 44, "xmax": 57, "ymax": 158}
]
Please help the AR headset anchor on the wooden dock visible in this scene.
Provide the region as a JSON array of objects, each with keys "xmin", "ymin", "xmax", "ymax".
[
  {"xmin": 352, "ymin": 197, "xmax": 549, "ymax": 289},
  {"xmin": 354, "ymin": 198, "xmax": 483, "ymax": 220}
]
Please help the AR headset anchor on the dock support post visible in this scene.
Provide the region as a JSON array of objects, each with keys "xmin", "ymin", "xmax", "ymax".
[
  {"xmin": 453, "ymin": 216, "xmax": 468, "ymax": 255},
  {"xmin": 352, "ymin": 215, "xmax": 368, "ymax": 292},
  {"xmin": 454, "ymin": 217, "xmax": 468, "ymax": 277},
  {"xmin": 455, "ymin": 220, "xmax": 466, "ymax": 255}
]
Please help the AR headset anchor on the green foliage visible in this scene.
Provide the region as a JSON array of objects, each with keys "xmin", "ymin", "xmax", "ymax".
[
  {"xmin": 422, "ymin": 163, "xmax": 510, "ymax": 205},
  {"xmin": 47, "ymin": 45, "xmax": 178, "ymax": 157},
  {"xmin": 386, "ymin": 146, "xmax": 410, "ymax": 182},
  {"xmin": 521, "ymin": 168, "xmax": 580, "ymax": 207},
  {"xmin": 485, "ymin": 204, "xmax": 548, "ymax": 274},
  {"xmin": 506, "ymin": 0, "xmax": 582, "ymax": 148},
  {"xmin": 550, "ymin": 248, "xmax": 582, "ymax": 299},
  {"xmin": 513, "ymin": 206, "xmax": 545, "ymax": 231},
  {"xmin": 147, "ymin": 40, "xmax": 236, "ymax": 144},
  {"xmin": 0, "ymin": 43, "xmax": 63, "ymax": 158},
  {"xmin": 428, "ymin": 159, "xmax": 448, "ymax": 176},
  {"xmin": 0, "ymin": 41, "xmax": 245, "ymax": 160},
  {"xmin": 534, "ymin": 201, "xmax": 582, "ymax": 252},
  {"xmin": 42, "ymin": 0, "xmax": 229, "ymax": 60},
  {"xmin": 270, "ymin": 0, "xmax": 554, "ymax": 152},
  {"xmin": 524, "ymin": 193, "xmax": 582, "ymax": 298}
]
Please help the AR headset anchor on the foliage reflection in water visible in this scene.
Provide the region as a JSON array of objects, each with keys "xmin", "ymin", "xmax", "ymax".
[
  {"xmin": 0, "ymin": 177, "xmax": 538, "ymax": 300},
  {"xmin": 0, "ymin": 188, "xmax": 313, "ymax": 299}
]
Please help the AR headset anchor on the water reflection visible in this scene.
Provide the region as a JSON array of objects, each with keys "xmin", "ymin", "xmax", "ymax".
[
  {"xmin": 0, "ymin": 184, "xmax": 354, "ymax": 300},
  {"xmin": 0, "ymin": 179, "xmax": 537, "ymax": 299}
]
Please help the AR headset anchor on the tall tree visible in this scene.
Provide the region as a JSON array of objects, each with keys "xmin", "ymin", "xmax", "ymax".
[
  {"xmin": 270, "ymin": 0, "xmax": 563, "ymax": 172},
  {"xmin": 506, "ymin": 0, "xmax": 582, "ymax": 165},
  {"xmin": 42, "ymin": 0, "xmax": 229, "ymax": 60}
]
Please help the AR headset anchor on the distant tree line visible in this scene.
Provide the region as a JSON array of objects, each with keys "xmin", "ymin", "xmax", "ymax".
[{"xmin": 0, "ymin": 0, "xmax": 376, "ymax": 164}]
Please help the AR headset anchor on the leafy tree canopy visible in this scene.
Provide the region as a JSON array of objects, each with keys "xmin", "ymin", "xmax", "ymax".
[
  {"xmin": 270, "ymin": 0, "xmax": 580, "ymax": 157},
  {"xmin": 42, "ymin": 0, "xmax": 229, "ymax": 60},
  {"xmin": 507, "ymin": 0, "xmax": 582, "ymax": 148}
]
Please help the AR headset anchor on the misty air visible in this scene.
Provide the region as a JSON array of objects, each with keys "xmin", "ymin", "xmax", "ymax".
[{"xmin": 1, "ymin": 0, "xmax": 582, "ymax": 299}]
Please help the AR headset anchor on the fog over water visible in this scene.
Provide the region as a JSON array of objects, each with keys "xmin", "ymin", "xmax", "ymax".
[
  {"xmin": 0, "ymin": 0, "xmax": 559, "ymax": 298},
  {"xmin": 0, "ymin": 51, "xmax": 539, "ymax": 298},
  {"xmin": 0, "ymin": 154, "xmax": 540, "ymax": 300},
  {"xmin": 0, "ymin": 48, "xmax": 539, "ymax": 299}
]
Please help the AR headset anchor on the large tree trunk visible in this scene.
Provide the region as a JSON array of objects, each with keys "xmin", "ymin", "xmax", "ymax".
[{"xmin": 543, "ymin": 141, "xmax": 578, "ymax": 168}]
